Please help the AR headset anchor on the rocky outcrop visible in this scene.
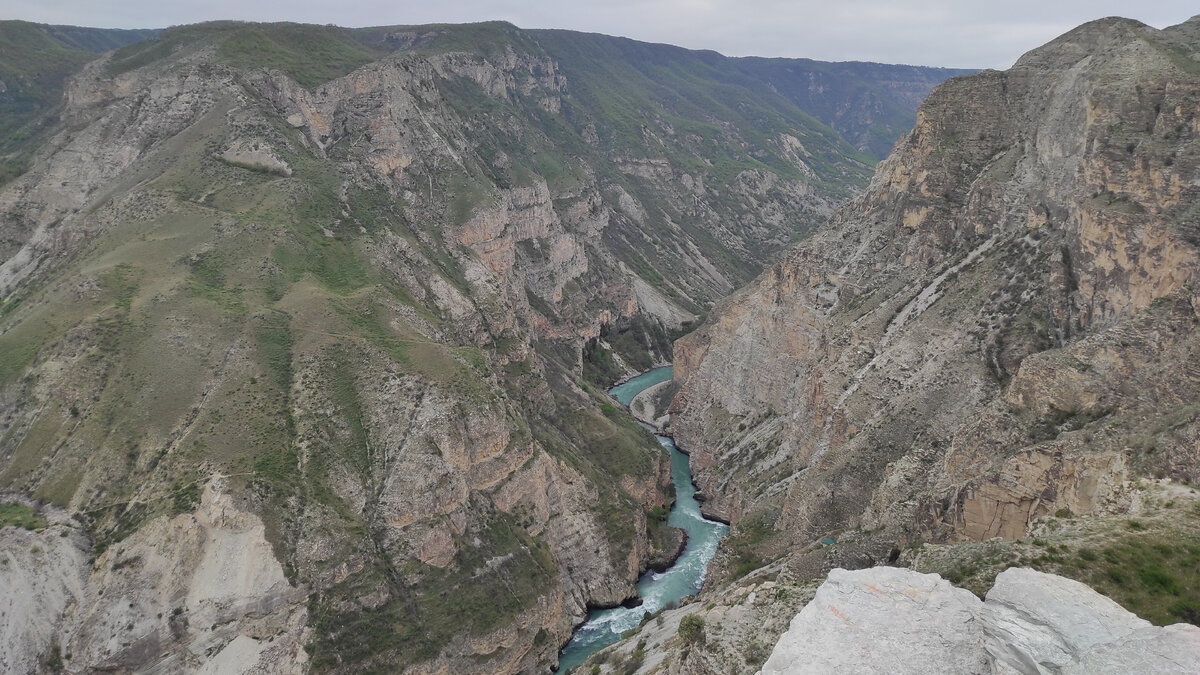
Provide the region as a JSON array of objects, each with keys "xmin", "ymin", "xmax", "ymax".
[
  {"xmin": 577, "ymin": 574, "xmax": 817, "ymax": 675},
  {"xmin": 761, "ymin": 567, "xmax": 1200, "ymax": 674},
  {"xmin": 64, "ymin": 478, "xmax": 309, "ymax": 673},
  {"xmin": 0, "ymin": 29, "xmax": 671, "ymax": 673},
  {"xmin": 0, "ymin": 49, "xmax": 235, "ymax": 293},
  {"xmin": 672, "ymin": 16, "xmax": 1200, "ymax": 570},
  {"xmin": 0, "ymin": 479, "xmax": 309, "ymax": 674},
  {"xmin": 629, "ymin": 379, "xmax": 677, "ymax": 431},
  {"xmin": 0, "ymin": 501, "xmax": 90, "ymax": 674},
  {"xmin": 219, "ymin": 138, "xmax": 293, "ymax": 176}
]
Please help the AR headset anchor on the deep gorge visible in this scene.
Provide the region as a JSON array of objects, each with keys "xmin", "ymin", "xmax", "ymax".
[
  {"xmin": 2, "ymin": 13, "xmax": 1198, "ymax": 675},
  {"xmin": 556, "ymin": 366, "xmax": 728, "ymax": 672}
]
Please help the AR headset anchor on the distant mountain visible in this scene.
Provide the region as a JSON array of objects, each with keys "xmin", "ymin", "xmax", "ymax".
[
  {"xmin": 731, "ymin": 57, "xmax": 976, "ymax": 158},
  {"xmin": 524, "ymin": 31, "xmax": 970, "ymax": 161}
]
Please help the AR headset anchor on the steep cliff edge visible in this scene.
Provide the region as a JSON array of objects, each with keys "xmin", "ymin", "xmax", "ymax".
[
  {"xmin": 0, "ymin": 23, "xmax": 670, "ymax": 673},
  {"xmin": 0, "ymin": 21, "xmax": 158, "ymax": 184},
  {"xmin": 728, "ymin": 58, "xmax": 975, "ymax": 159},
  {"xmin": 761, "ymin": 567, "xmax": 1200, "ymax": 674},
  {"xmin": 672, "ymin": 15, "xmax": 1200, "ymax": 619}
]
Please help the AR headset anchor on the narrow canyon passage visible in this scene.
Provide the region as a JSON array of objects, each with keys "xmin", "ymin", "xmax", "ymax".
[{"xmin": 556, "ymin": 367, "xmax": 729, "ymax": 672}]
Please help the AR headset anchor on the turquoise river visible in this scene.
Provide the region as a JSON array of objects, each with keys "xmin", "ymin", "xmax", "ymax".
[{"xmin": 555, "ymin": 366, "xmax": 729, "ymax": 672}]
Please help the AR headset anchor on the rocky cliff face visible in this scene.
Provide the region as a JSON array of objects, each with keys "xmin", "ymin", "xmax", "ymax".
[
  {"xmin": 672, "ymin": 15, "xmax": 1200, "ymax": 608},
  {"xmin": 560, "ymin": 478, "xmax": 1200, "ymax": 674},
  {"xmin": 0, "ymin": 19, "xmax": 964, "ymax": 674},
  {"xmin": 0, "ymin": 21, "xmax": 159, "ymax": 185},
  {"xmin": 0, "ymin": 26, "xmax": 666, "ymax": 673}
]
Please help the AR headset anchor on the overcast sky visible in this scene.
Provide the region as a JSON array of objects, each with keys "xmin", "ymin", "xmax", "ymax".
[{"xmin": 7, "ymin": 1, "xmax": 1197, "ymax": 69}]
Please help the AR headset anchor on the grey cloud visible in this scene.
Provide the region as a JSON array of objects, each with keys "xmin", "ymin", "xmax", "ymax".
[{"xmin": 5, "ymin": 0, "xmax": 1196, "ymax": 68}]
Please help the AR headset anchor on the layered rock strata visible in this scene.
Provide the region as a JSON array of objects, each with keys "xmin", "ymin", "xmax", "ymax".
[{"xmin": 673, "ymin": 16, "xmax": 1200, "ymax": 568}]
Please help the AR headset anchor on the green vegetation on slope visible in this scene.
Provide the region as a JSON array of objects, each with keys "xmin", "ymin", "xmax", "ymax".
[
  {"xmin": 531, "ymin": 29, "xmax": 874, "ymax": 187},
  {"xmin": 309, "ymin": 509, "xmax": 558, "ymax": 671},
  {"xmin": 0, "ymin": 502, "xmax": 47, "ymax": 530},
  {"xmin": 582, "ymin": 315, "xmax": 676, "ymax": 387},
  {"xmin": 0, "ymin": 17, "xmax": 945, "ymax": 671},
  {"xmin": 0, "ymin": 21, "xmax": 155, "ymax": 183},
  {"xmin": 911, "ymin": 486, "xmax": 1200, "ymax": 627},
  {"xmin": 731, "ymin": 57, "xmax": 975, "ymax": 159},
  {"xmin": 398, "ymin": 24, "xmax": 878, "ymax": 316},
  {"xmin": 217, "ymin": 23, "xmax": 381, "ymax": 88},
  {"xmin": 365, "ymin": 20, "xmax": 543, "ymax": 60},
  {"xmin": 107, "ymin": 22, "xmax": 381, "ymax": 88}
]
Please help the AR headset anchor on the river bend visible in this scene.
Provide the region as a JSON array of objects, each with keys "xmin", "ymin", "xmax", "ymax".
[{"xmin": 555, "ymin": 366, "xmax": 728, "ymax": 672}]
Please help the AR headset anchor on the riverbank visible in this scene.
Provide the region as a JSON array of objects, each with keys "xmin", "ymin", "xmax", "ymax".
[
  {"xmin": 627, "ymin": 378, "xmax": 679, "ymax": 432},
  {"xmin": 555, "ymin": 366, "xmax": 729, "ymax": 673}
]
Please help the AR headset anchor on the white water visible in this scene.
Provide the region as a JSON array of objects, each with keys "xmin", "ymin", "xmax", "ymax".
[{"xmin": 555, "ymin": 368, "xmax": 728, "ymax": 672}]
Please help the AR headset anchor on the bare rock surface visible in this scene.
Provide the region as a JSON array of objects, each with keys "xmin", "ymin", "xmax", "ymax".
[
  {"xmin": 0, "ymin": 502, "xmax": 89, "ymax": 674},
  {"xmin": 760, "ymin": 567, "xmax": 1200, "ymax": 675},
  {"xmin": 0, "ymin": 479, "xmax": 310, "ymax": 674},
  {"xmin": 219, "ymin": 137, "xmax": 293, "ymax": 176},
  {"xmin": 63, "ymin": 477, "xmax": 310, "ymax": 674},
  {"xmin": 760, "ymin": 567, "xmax": 989, "ymax": 675}
]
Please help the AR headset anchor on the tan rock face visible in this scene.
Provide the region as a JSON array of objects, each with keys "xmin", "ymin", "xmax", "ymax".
[
  {"xmin": 0, "ymin": 22, "xmax": 956, "ymax": 674},
  {"xmin": 57, "ymin": 478, "xmax": 309, "ymax": 674},
  {"xmin": 0, "ymin": 38, "xmax": 674, "ymax": 673},
  {"xmin": 942, "ymin": 449, "xmax": 1129, "ymax": 540},
  {"xmin": 220, "ymin": 138, "xmax": 293, "ymax": 176},
  {"xmin": 0, "ymin": 502, "xmax": 90, "ymax": 674},
  {"xmin": 672, "ymin": 16, "xmax": 1200, "ymax": 574},
  {"xmin": 0, "ymin": 55, "xmax": 235, "ymax": 293}
]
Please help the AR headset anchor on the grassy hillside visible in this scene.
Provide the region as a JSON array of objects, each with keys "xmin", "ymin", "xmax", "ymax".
[
  {"xmin": 531, "ymin": 30, "xmax": 872, "ymax": 184},
  {"xmin": 0, "ymin": 21, "xmax": 155, "ymax": 183}
]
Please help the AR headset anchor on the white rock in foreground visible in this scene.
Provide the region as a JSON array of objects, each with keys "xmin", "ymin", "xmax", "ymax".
[{"xmin": 760, "ymin": 566, "xmax": 1200, "ymax": 675}]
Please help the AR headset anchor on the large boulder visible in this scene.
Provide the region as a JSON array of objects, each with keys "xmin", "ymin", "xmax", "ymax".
[
  {"xmin": 760, "ymin": 567, "xmax": 1200, "ymax": 675},
  {"xmin": 759, "ymin": 567, "xmax": 990, "ymax": 674}
]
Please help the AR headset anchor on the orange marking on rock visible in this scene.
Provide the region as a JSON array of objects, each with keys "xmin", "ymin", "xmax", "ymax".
[{"xmin": 827, "ymin": 604, "xmax": 851, "ymax": 624}]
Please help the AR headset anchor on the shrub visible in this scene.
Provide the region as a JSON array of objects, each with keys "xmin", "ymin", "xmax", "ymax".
[
  {"xmin": 744, "ymin": 640, "xmax": 770, "ymax": 665},
  {"xmin": 1138, "ymin": 566, "xmax": 1181, "ymax": 595},
  {"xmin": 0, "ymin": 503, "xmax": 47, "ymax": 530},
  {"xmin": 678, "ymin": 614, "xmax": 705, "ymax": 645}
]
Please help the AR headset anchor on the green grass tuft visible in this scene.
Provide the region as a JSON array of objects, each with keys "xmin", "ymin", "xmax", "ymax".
[{"xmin": 0, "ymin": 502, "xmax": 48, "ymax": 530}]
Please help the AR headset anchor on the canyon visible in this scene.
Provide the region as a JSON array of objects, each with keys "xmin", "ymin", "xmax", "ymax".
[
  {"xmin": 632, "ymin": 14, "xmax": 1200, "ymax": 673},
  {"xmin": 673, "ymin": 15, "xmax": 1200, "ymax": 568},
  {"xmin": 557, "ymin": 13, "xmax": 1200, "ymax": 675},
  {"xmin": 3, "ymin": 11, "xmax": 1200, "ymax": 675},
  {"xmin": 0, "ymin": 18, "xmax": 962, "ymax": 674}
]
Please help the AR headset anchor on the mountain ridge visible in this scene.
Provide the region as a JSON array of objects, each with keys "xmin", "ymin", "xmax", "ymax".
[{"xmin": 554, "ymin": 14, "xmax": 1200, "ymax": 673}]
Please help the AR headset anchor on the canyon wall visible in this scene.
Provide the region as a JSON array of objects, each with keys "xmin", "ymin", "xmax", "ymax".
[{"xmin": 673, "ymin": 16, "xmax": 1200, "ymax": 573}]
